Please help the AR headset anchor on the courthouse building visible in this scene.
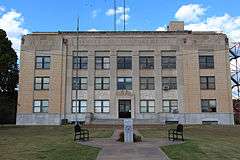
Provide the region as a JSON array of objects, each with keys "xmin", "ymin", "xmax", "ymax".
[{"xmin": 17, "ymin": 21, "xmax": 234, "ymax": 125}]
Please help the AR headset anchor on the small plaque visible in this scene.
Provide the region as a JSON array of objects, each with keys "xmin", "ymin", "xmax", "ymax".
[{"xmin": 124, "ymin": 119, "xmax": 133, "ymax": 143}]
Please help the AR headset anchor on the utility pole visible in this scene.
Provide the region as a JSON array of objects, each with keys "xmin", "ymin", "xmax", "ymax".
[{"xmin": 75, "ymin": 17, "xmax": 80, "ymax": 124}]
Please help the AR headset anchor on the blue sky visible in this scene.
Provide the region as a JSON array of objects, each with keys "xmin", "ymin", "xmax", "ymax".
[
  {"xmin": 1, "ymin": 0, "xmax": 240, "ymax": 31},
  {"xmin": 0, "ymin": 0, "xmax": 240, "ymax": 53}
]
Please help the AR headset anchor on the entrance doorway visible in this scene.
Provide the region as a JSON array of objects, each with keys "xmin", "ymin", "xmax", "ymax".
[{"xmin": 118, "ymin": 100, "xmax": 131, "ymax": 118}]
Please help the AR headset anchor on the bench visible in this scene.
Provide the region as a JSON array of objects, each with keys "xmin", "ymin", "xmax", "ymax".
[{"xmin": 168, "ymin": 124, "xmax": 184, "ymax": 141}]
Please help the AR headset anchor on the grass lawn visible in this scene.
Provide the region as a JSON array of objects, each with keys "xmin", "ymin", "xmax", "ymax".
[
  {"xmin": 138, "ymin": 125, "xmax": 240, "ymax": 160},
  {"xmin": 0, "ymin": 125, "xmax": 114, "ymax": 160}
]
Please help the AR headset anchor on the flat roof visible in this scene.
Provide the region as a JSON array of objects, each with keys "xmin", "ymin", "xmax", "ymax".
[{"xmin": 29, "ymin": 30, "xmax": 226, "ymax": 36}]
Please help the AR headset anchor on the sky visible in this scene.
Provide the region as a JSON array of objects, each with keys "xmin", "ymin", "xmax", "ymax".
[{"xmin": 0, "ymin": 0, "xmax": 240, "ymax": 55}]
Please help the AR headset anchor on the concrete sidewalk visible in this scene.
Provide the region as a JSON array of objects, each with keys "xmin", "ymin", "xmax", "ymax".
[{"xmin": 79, "ymin": 129, "xmax": 182, "ymax": 160}]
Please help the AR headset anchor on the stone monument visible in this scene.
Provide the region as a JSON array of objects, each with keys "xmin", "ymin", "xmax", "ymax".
[{"xmin": 124, "ymin": 119, "xmax": 133, "ymax": 143}]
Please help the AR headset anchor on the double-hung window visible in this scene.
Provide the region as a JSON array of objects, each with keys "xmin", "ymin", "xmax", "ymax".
[
  {"xmin": 199, "ymin": 55, "xmax": 214, "ymax": 69},
  {"xmin": 95, "ymin": 77, "xmax": 110, "ymax": 90},
  {"xmin": 200, "ymin": 76, "xmax": 215, "ymax": 90},
  {"xmin": 162, "ymin": 77, "xmax": 177, "ymax": 90},
  {"xmin": 140, "ymin": 100, "xmax": 155, "ymax": 113},
  {"xmin": 162, "ymin": 100, "xmax": 178, "ymax": 113},
  {"xmin": 34, "ymin": 77, "xmax": 49, "ymax": 90},
  {"xmin": 33, "ymin": 100, "xmax": 48, "ymax": 113},
  {"xmin": 72, "ymin": 77, "xmax": 88, "ymax": 90},
  {"xmin": 94, "ymin": 100, "xmax": 110, "ymax": 113},
  {"xmin": 73, "ymin": 56, "xmax": 88, "ymax": 69},
  {"xmin": 201, "ymin": 99, "xmax": 217, "ymax": 112},
  {"xmin": 140, "ymin": 77, "xmax": 155, "ymax": 90},
  {"xmin": 72, "ymin": 100, "xmax": 87, "ymax": 113},
  {"xmin": 35, "ymin": 56, "xmax": 50, "ymax": 69},
  {"xmin": 117, "ymin": 56, "xmax": 132, "ymax": 69},
  {"xmin": 95, "ymin": 56, "xmax": 110, "ymax": 69},
  {"xmin": 139, "ymin": 56, "xmax": 154, "ymax": 69},
  {"xmin": 161, "ymin": 56, "xmax": 176, "ymax": 69},
  {"xmin": 117, "ymin": 77, "xmax": 132, "ymax": 90}
]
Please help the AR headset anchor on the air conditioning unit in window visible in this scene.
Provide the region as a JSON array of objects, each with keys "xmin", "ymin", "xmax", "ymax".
[{"xmin": 163, "ymin": 85, "xmax": 170, "ymax": 91}]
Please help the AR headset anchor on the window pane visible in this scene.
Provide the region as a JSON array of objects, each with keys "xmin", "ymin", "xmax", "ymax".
[
  {"xmin": 140, "ymin": 106, "xmax": 147, "ymax": 112},
  {"xmin": 72, "ymin": 106, "xmax": 79, "ymax": 113},
  {"xmin": 95, "ymin": 107, "xmax": 102, "ymax": 113},
  {"xmin": 171, "ymin": 100, "xmax": 178, "ymax": 107},
  {"xmin": 149, "ymin": 101, "xmax": 155, "ymax": 107},
  {"xmin": 72, "ymin": 100, "xmax": 78, "ymax": 107},
  {"xmin": 118, "ymin": 78, "xmax": 124, "ymax": 82},
  {"xmin": 35, "ymin": 78, "xmax": 42, "ymax": 83},
  {"xmin": 125, "ymin": 78, "xmax": 132, "ymax": 82},
  {"xmin": 141, "ymin": 101, "xmax": 147, "ymax": 106},
  {"xmin": 103, "ymin": 78, "xmax": 110, "ymax": 83},
  {"xmin": 163, "ymin": 100, "xmax": 169, "ymax": 106},
  {"xmin": 41, "ymin": 107, "xmax": 48, "ymax": 113},
  {"xmin": 95, "ymin": 78, "xmax": 102, "ymax": 83},
  {"xmin": 35, "ymin": 84, "xmax": 42, "ymax": 90},
  {"xmin": 81, "ymin": 78, "xmax": 87, "ymax": 83},
  {"xmin": 42, "ymin": 101, "xmax": 48, "ymax": 107},
  {"xmin": 43, "ymin": 78, "xmax": 49, "ymax": 83},
  {"xmin": 103, "ymin": 101, "xmax": 109, "ymax": 106},
  {"xmin": 42, "ymin": 83, "xmax": 49, "ymax": 90},
  {"xmin": 81, "ymin": 107, "xmax": 87, "ymax": 113},
  {"xmin": 34, "ymin": 107, "xmax": 41, "ymax": 112},
  {"xmin": 80, "ymin": 101, "xmax": 87, "ymax": 107},
  {"xmin": 149, "ymin": 106, "xmax": 155, "ymax": 112},
  {"xmin": 162, "ymin": 107, "xmax": 170, "ymax": 112},
  {"xmin": 34, "ymin": 101, "xmax": 41, "ymax": 106},
  {"xmin": 103, "ymin": 107, "xmax": 109, "ymax": 113},
  {"xmin": 95, "ymin": 101, "xmax": 101, "ymax": 106}
]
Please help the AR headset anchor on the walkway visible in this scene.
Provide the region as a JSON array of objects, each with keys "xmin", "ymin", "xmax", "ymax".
[{"xmin": 79, "ymin": 129, "xmax": 182, "ymax": 160}]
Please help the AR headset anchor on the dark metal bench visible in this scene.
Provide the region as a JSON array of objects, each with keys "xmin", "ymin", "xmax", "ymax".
[
  {"xmin": 74, "ymin": 123, "xmax": 89, "ymax": 141},
  {"xmin": 168, "ymin": 124, "xmax": 184, "ymax": 141}
]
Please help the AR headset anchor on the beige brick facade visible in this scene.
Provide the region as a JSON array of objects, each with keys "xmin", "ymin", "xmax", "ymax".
[{"xmin": 17, "ymin": 28, "xmax": 233, "ymax": 125}]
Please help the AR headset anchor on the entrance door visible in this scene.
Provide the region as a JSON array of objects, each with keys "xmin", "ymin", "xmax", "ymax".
[{"xmin": 119, "ymin": 100, "xmax": 131, "ymax": 118}]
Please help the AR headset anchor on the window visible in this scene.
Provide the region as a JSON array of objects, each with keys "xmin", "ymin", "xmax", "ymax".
[
  {"xmin": 95, "ymin": 57, "xmax": 110, "ymax": 69},
  {"xmin": 33, "ymin": 100, "xmax": 48, "ymax": 113},
  {"xmin": 34, "ymin": 77, "xmax": 50, "ymax": 90},
  {"xmin": 161, "ymin": 56, "xmax": 176, "ymax": 69},
  {"xmin": 72, "ymin": 100, "xmax": 87, "ymax": 113},
  {"xmin": 162, "ymin": 100, "xmax": 178, "ymax": 113},
  {"xmin": 199, "ymin": 55, "xmax": 214, "ymax": 69},
  {"xmin": 139, "ymin": 56, "xmax": 154, "ymax": 69},
  {"xmin": 162, "ymin": 77, "xmax": 177, "ymax": 90},
  {"xmin": 95, "ymin": 77, "xmax": 110, "ymax": 90},
  {"xmin": 117, "ymin": 56, "xmax": 132, "ymax": 69},
  {"xmin": 72, "ymin": 77, "xmax": 87, "ymax": 90},
  {"xmin": 94, "ymin": 100, "xmax": 110, "ymax": 113},
  {"xmin": 200, "ymin": 76, "xmax": 215, "ymax": 90},
  {"xmin": 35, "ymin": 56, "xmax": 50, "ymax": 69},
  {"xmin": 73, "ymin": 56, "xmax": 88, "ymax": 69},
  {"xmin": 140, "ymin": 77, "xmax": 154, "ymax": 90},
  {"xmin": 201, "ymin": 99, "xmax": 216, "ymax": 112},
  {"xmin": 140, "ymin": 100, "xmax": 155, "ymax": 113},
  {"xmin": 117, "ymin": 77, "xmax": 132, "ymax": 90}
]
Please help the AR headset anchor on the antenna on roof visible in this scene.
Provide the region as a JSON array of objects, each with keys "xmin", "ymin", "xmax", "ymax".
[
  {"xmin": 114, "ymin": 0, "xmax": 116, "ymax": 31},
  {"xmin": 123, "ymin": 0, "xmax": 126, "ymax": 31}
]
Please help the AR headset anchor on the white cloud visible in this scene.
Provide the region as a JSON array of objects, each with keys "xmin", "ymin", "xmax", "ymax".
[
  {"xmin": 185, "ymin": 13, "xmax": 240, "ymax": 43},
  {"xmin": 175, "ymin": 4, "xmax": 206, "ymax": 23},
  {"xmin": 156, "ymin": 26, "xmax": 166, "ymax": 31},
  {"xmin": 0, "ymin": 8, "xmax": 29, "ymax": 57},
  {"xmin": 106, "ymin": 7, "xmax": 130, "ymax": 24},
  {"xmin": 88, "ymin": 28, "xmax": 98, "ymax": 32},
  {"xmin": 106, "ymin": 7, "xmax": 129, "ymax": 16}
]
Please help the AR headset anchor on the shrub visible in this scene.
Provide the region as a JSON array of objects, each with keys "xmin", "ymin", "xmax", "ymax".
[{"xmin": 117, "ymin": 131, "xmax": 142, "ymax": 142}]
